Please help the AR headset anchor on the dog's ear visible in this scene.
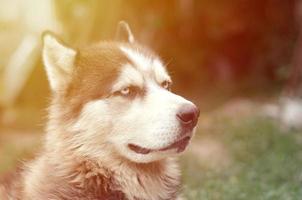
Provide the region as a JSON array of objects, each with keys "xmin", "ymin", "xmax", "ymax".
[
  {"xmin": 115, "ymin": 21, "xmax": 135, "ymax": 43},
  {"xmin": 42, "ymin": 32, "xmax": 77, "ymax": 91}
]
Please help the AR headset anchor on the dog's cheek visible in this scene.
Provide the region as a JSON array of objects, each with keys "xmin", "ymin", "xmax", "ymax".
[
  {"xmin": 127, "ymin": 91, "xmax": 186, "ymax": 147},
  {"xmin": 70, "ymin": 100, "xmax": 113, "ymax": 134},
  {"xmin": 110, "ymin": 104, "xmax": 171, "ymax": 148}
]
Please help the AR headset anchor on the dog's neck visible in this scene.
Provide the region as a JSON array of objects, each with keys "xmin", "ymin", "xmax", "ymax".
[
  {"xmin": 23, "ymin": 132, "xmax": 181, "ymax": 200},
  {"xmin": 28, "ymin": 149, "xmax": 179, "ymax": 200},
  {"xmin": 24, "ymin": 112, "xmax": 182, "ymax": 200},
  {"xmin": 68, "ymin": 157, "xmax": 181, "ymax": 200}
]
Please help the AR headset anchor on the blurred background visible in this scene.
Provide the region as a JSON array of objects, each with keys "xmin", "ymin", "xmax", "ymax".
[{"xmin": 0, "ymin": 0, "xmax": 302, "ymax": 199}]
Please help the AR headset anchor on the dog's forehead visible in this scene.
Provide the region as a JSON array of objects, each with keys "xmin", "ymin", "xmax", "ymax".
[
  {"xmin": 67, "ymin": 43, "xmax": 128, "ymax": 102},
  {"xmin": 118, "ymin": 44, "xmax": 170, "ymax": 85},
  {"xmin": 68, "ymin": 42, "xmax": 168, "ymax": 97},
  {"xmin": 72, "ymin": 42, "xmax": 129, "ymax": 92},
  {"xmin": 75, "ymin": 42, "xmax": 168, "ymax": 82}
]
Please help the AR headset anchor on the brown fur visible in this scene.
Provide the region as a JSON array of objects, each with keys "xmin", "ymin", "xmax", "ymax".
[
  {"xmin": 57, "ymin": 42, "xmax": 130, "ymax": 121},
  {"xmin": 0, "ymin": 41, "xmax": 183, "ymax": 200}
]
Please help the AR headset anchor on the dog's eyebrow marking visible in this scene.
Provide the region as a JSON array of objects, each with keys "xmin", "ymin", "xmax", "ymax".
[
  {"xmin": 120, "ymin": 46, "xmax": 152, "ymax": 72},
  {"xmin": 152, "ymin": 59, "xmax": 171, "ymax": 83},
  {"xmin": 111, "ymin": 64, "xmax": 144, "ymax": 92},
  {"xmin": 120, "ymin": 46, "xmax": 171, "ymax": 84}
]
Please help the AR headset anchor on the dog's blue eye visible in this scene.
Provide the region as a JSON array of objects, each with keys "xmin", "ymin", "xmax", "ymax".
[
  {"xmin": 120, "ymin": 87, "xmax": 130, "ymax": 95},
  {"xmin": 114, "ymin": 86, "xmax": 139, "ymax": 98}
]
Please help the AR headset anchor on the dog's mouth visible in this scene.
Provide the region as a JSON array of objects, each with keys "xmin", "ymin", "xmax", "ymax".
[{"xmin": 128, "ymin": 136, "xmax": 191, "ymax": 155}]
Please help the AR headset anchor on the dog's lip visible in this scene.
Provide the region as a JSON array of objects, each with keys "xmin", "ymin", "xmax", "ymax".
[
  {"xmin": 159, "ymin": 136, "xmax": 191, "ymax": 152},
  {"xmin": 128, "ymin": 144, "xmax": 152, "ymax": 154},
  {"xmin": 128, "ymin": 136, "xmax": 191, "ymax": 155}
]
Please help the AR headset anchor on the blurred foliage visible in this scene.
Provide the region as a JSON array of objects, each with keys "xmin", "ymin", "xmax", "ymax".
[
  {"xmin": 181, "ymin": 116, "xmax": 302, "ymax": 200},
  {"xmin": 55, "ymin": 0, "xmax": 298, "ymax": 93},
  {"xmin": 48, "ymin": 0, "xmax": 298, "ymax": 94},
  {"xmin": 0, "ymin": 0, "xmax": 299, "ymax": 128},
  {"xmin": 8, "ymin": 0, "xmax": 300, "ymax": 88}
]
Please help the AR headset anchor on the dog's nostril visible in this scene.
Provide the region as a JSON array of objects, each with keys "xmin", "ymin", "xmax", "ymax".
[{"xmin": 177, "ymin": 104, "xmax": 200, "ymax": 127}]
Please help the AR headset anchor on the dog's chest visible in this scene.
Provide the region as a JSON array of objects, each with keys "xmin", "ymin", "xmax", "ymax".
[
  {"xmin": 60, "ymin": 164, "xmax": 179, "ymax": 200},
  {"xmin": 23, "ymin": 158, "xmax": 181, "ymax": 200},
  {"xmin": 67, "ymin": 173, "xmax": 179, "ymax": 200}
]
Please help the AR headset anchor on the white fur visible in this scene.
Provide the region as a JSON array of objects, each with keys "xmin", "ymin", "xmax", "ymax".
[
  {"xmin": 120, "ymin": 46, "xmax": 171, "ymax": 83},
  {"xmin": 153, "ymin": 58, "xmax": 171, "ymax": 83},
  {"xmin": 42, "ymin": 34, "xmax": 76, "ymax": 91},
  {"xmin": 7, "ymin": 32, "xmax": 193, "ymax": 200},
  {"xmin": 111, "ymin": 83, "xmax": 193, "ymax": 163},
  {"xmin": 120, "ymin": 46, "xmax": 153, "ymax": 72},
  {"xmin": 71, "ymin": 50, "xmax": 195, "ymax": 163},
  {"xmin": 117, "ymin": 21, "xmax": 135, "ymax": 43},
  {"xmin": 112, "ymin": 64, "xmax": 144, "ymax": 92}
]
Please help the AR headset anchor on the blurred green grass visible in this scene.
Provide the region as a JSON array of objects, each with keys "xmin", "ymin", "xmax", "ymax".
[
  {"xmin": 181, "ymin": 116, "xmax": 302, "ymax": 200},
  {"xmin": 1, "ymin": 115, "xmax": 302, "ymax": 200}
]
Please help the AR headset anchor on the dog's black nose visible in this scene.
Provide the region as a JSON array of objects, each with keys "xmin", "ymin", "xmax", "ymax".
[{"xmin": 177, "ymin": 104, "xmax": 200, "ymax": 129}]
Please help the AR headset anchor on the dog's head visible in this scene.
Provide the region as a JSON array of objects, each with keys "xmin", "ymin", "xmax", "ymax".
[{"xmin": 42, "ymin": 22, "xmax": 199, "ymax": 163}]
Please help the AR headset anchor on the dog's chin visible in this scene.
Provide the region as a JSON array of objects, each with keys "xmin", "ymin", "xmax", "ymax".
[
  {"xmin": 128, "ymin": 136, "xmax": 191, "ymax": 156},
  {"xmin": 116, "ymin": 136, "xmax": 191, "ymax": 163},
  {"xmin": 117, "ymin": 128, "xmax": 196, "ymax": 163}
]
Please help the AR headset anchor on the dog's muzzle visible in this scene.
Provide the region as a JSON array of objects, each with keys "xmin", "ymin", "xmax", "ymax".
[
  {"xmin": 128, "ymin": 136, "xmax": 192, "ymax": 154},
  {"xmin": 128, "ymin": 103, "xmax": 200, "ymax": 155}
]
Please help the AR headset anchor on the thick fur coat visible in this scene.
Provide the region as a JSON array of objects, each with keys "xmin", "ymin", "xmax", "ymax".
[{"xmin": 0, "ymin": 22, "xmax": 198, "ymax": 200}]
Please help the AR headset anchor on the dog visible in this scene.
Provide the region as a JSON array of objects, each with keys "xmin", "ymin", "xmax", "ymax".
[{"xmin": 0, "ymin": 21, "xmax": 199, "ymax": 200}]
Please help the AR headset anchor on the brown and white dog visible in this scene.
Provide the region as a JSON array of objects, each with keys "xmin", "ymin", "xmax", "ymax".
[{"xmin": 0, "ymin": 22, "xmax": 199, "ymax": 200}]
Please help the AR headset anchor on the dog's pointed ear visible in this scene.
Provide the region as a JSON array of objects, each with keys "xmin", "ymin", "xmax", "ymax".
[
  {"xmin": 42, "ymin": 32, "xmax": 77, "ymax": 91},
  {"xmin": 115, "ymin": 21, "xmax": 135, "ymax": 43}
]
